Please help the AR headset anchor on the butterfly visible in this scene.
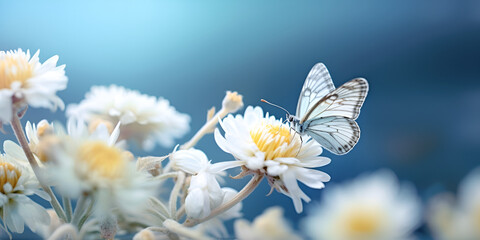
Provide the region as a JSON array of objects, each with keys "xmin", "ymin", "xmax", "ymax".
[{"xmin": 263, "ymin": 63, "xmax": 368, "ymax": 155}]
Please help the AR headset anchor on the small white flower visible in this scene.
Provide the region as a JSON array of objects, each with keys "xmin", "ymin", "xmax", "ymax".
[
  {"xmin": 0, "ymin": 49, "xmax": 67, "ymax": 123},
  {"xmin": 302, "ymin": 170, "xmax": 421, "ymax": 240},
  {"xmin": 215, "ymin": 106, "xmax": 331, "ymax": 213},
  {"xmin": 0, "ymin": 142, "xmax": 50, "ymax": 235},
  {"xmin": 44, "ymin": 118, "xmax": 155, "ymax": 217},
  {"xmin": 234, "ymin": 207, "xmax": 301, "ymax": 240},
  {"xmin": 198, "ymin": 187, "xmax": 243, "ymax": 238},
  {"xmin": 25, "ymin": 120, "xmax": 56, "ymax": 146},
  {"xmin": 25, "ymin": 120, "xmax": 63, "ymax": 164},
  {"xmin": 427, "ymin": 167, "xmax": 480, "ymax": 240},
  {"xmin": 171, "ymin": 149, "xmax": 240, "ymax": 219},
  {"xmin": 222, "ymin": 91, "xmax": 244, "ymax": 113},
  {"xmin": 66, "ymin": 85, "xmax": 190, "ymax": 151}
]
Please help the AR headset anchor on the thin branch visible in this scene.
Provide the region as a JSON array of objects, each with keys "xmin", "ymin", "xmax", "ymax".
[
  {"xmin": 169, "ymin": 172, "xmax": 185, "ymax": 218},
  {"xmin": 181, "ymin": 109, "xmax": 227, "ymax": 150},
  {"xmin": 10, "ymin": 112, "xmax": 67, "ymax": 222}
]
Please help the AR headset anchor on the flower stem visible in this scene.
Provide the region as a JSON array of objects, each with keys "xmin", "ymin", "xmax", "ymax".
[
  {"xmin": 149, "ymin": 196, "xmax": 170, "ymax": 220},
  {"xmin": 175, "ymin": 205, "xmax": 185, "ymax": 220},
  {"xmin": 181, "ymin": 109, "xmax": 227, "ymax": 150},
  {"xmin": 78, "ymin": 198, "xmax": 95, "ymax": 230},
  {"xmin": 71, "ymin": 194, "xmax": 89, "ymax": 228},
  {"xmin": 169, "ymin": 171, "xmax": 185, "ymax": 218},
  {"xmin": 63, "ymin": 196, "xmax": 73, "ymax": 222},
  {"xmin": 183, "ymin": 173, "xmax": 264, "ymax": 227},
  {"xmin": 10, "ymin": 112, "xmax": 67, "ymax": 222},
  {"xmin": 153, "ymin": 172, "xmax": 179, "ymax": 182}
]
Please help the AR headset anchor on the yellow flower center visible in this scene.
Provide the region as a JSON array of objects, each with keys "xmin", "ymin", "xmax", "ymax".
[
  {"xmin": 77, "ymin": 141, "xmax": 127, "ymax": 180},
  {"xmin": 0, "ymin": 53, "xmax": 33, "ymax": 89},
  {"xmin": 0, "ymin": 162, "xmax": 21, "ymax": 194},
  {"xmin": 36, "ymin": 121, "xmax": 52, "ymax": 137},
  {"xmin": 250, "ymin": 122, "xmax": 300, "ymax": 160},
  {"xmin": 342, "ymin": 208, "xmax": 383, "ymax": 237}
]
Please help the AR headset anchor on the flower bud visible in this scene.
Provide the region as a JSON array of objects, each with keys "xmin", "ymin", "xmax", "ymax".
[{"xmin": 222, "ymin": 91, "xmax": 243, "ymax": 113}]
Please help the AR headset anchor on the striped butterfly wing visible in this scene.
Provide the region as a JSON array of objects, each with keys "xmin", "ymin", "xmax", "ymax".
[
  {"xmin": 304, "ymin": 116, "xmax": 360, "ymax": 155},
  {"xmin": 300, "ymin": 78, "xmax": 368, "ymax": 123},
  {"xmin": 296, "ymin": 63, "xmax": 335, "ymax": 119}
]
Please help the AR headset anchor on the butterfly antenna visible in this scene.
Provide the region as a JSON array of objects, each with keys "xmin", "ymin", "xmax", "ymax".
[{"xmin": 261, "ymin": 99, "xmax": 291, "ymax": 116}]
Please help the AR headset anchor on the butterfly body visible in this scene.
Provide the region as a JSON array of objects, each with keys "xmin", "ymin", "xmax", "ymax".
[
  {"xmin": 285, "ymin": 63, "xmax": 369, "ymax": 155},
  {"xmin": 287, "ymin": 114, "xmax": 304, "ymax": 133}
]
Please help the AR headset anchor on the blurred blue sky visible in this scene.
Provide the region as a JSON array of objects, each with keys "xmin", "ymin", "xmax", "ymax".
[{"xmin": 1, "ymin": 0, "xmax": 480, "ymax": 239}]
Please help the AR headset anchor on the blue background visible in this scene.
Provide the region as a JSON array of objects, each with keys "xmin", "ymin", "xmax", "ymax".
[{"xmin": 1, "ymin": 0, "xmax": 480, "ymax": 239}]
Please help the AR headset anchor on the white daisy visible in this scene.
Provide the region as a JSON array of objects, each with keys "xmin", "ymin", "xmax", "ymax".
[
  {"xmin": 302, "ymin": 170, "xmax": 421, "ymax": 240},
  {"xmin": 66, "ymin": 85, "xmax": 190, "ymax": 151},
  {"xmin": 43, "ymin": 118, "xmax": 155, "ymax": 217},
  {"xmin": 0, "ymin": 49, "xmax": 67, "ymax": 123},
  {"xmin": 24, "ymin": 120, "xmax": 63, "ymax": 164},
  {"xmin": 25, "ymin": 120, "xmax": 56, "ymax": 147},
  {"xmin": 171, "ymin": 148, "xmax": 240, "ymax": 219},
  {"xmin": 0, "ymin": 141, "xmax": 50, "ymax": 235},
  {"xmin": 214, "ymin": 106, "xmax": 331, "ymax": 213},
  {"xmin": 427, "ymin": 167, "xmax": 480, "ymax": 240},
  {"xmin": 234, "ymin": 206, "xmax": 301, "ymax": 240}
]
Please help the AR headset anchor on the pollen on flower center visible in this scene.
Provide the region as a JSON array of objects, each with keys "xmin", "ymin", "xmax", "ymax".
[
  {"xmin": 343, "ymin": 208, "xmax": 382, "ymax": 236},
  {"xmin": 249, "ymin": 122, "xmax": 300, "ymax": 160},
  {"xmin": 77, "ymin": 141, "xmax": 127, "ymax": 180},
  {"xmin": 0, "ymin": 162, "xmax": 21, "ymax": 194},
  {"xmin": 0, "ymin": 53, "xmax": 33, "ymax": 89}
]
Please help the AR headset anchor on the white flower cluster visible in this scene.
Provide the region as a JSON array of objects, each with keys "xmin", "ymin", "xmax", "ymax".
[
  {"xmin": 66, "ymin": 85, "xmax": 190, "ymax": 151},
  {"xmin": 7, "ymin": 48, "xmax": 474, "ymax": 240}
]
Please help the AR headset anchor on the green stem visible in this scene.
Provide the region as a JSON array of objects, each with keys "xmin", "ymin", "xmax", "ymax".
[
  {"xmin": 10, "ymin": 112, "xmax": 67, "ymax": 222},
  {"xmin": 62, "ymin": 196, "xmax": 73, "ymax": 222},
  {"xmin": 78, "ymin": 198, "xmax": 95, "ymax": 230},
  {"xmin": 71, "ymin": 194, "xmax": 89, "ymax": 227}
]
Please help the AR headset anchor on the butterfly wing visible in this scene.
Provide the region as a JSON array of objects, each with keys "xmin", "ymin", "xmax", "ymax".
[
  {"xmin": 304, "ymin": 116, "xmax": 360, "ymax": 155},
  {"xmin": 296, "ymin": 63, "xmax": 335, "ymax": 119},
  {"xmin": 300, "ymin": 78, "xmax": 368, "ymax": 123}
]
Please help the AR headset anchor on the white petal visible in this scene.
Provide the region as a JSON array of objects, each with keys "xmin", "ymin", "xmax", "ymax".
[
  {"xmin": 41, "ymin": 55, "xmax": 59, "ymax": 70},
  {"xmin": 108, "ymin": 122, "xmax": 121, "ymax": 146},
  {"xmin": 214, "ymin": 128, "xmax": 232, "ymax": 154},
  {"xmin": 218, "ymin": 188, "xmax": 242, "ymax": 220},
  {"xmin": 185, "ymin": 188, "xmax": 210, "ymax": 219},
  {"xmin": 244, "ymin": 151, "xmax": 265, "ymax": 170},
  {"xmin": 298, "ymin": 156, "xmax": 331, "ymax": 168},
  {"xmin": 119, "ymin": 110, "xmax": 136, "ymax": 124},
  {"xmin": 18, "ymin": 200, "xmax": 50, "ymax": 233},
  {"xmin": 281, "ymin": 170, "xmax": 310, "ymax": 213},
  {"xmin": 0, "ymin": 90, "xmax": 13, "ymax": 123},
  {"xmin": 209, "ymin": 161, "xmax": 244, "ymax": 173},
  {"xmin": 3, "ymin": 140, "xmax": 28, "ymax": 163},
  {"xmin": 295, "ymin": 167, "xmax": 330, "ymax": 189},
  {"xmin": 4, "ymin": 203, "xmax": 25, "ymax": 233},
  {"xmin": 172, "ymin": 149, "xmax": 209, "ymax": 174}
]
